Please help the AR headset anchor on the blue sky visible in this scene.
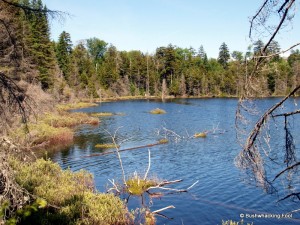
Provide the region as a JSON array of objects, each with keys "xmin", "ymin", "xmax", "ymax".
[{"xmin": 43, "ymin": 0, "xmax": 300, "ymax": 58}]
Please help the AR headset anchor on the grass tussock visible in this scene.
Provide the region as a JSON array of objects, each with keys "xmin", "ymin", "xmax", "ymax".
[
  {"xmin": 149, "ymin": 108, "xmax": 166, "ymax": 114},
  {"xmin": 9, "ymin": 158, "xmax": 132, "ymax": 224},
  {"xmin": 126, "ymin": 175, "xmax": 157, "ymax": 196},
  {"xmin": 12, "ymin": 112, "xmax": 99, "ymax": 148},
  {"xmin": 194, "ymin": 132, "xmax": 207, "ymax": 138},
  {"xmin": 13, "ymin": 123, "xmax": 74, "ymax": 146},
  {"xmin": 158, "ymin": 138, "xmax": 169, "ymax": 144},
  {"xmin": 56, "ymin": 102, "xmax": 98, "ymax": 111},
  {"xmin": 95, "ymin": 143, "xmax": 119, "ymax": 149}
]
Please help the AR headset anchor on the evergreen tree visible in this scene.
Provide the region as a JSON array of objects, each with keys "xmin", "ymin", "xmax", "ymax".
[
  {"xmin": 218, "ymin": 42, "xmax": 230, "ymax": 69},
  {"xmin": 56, "ymin": 31, "xmax": 73, "ymax": 80}
]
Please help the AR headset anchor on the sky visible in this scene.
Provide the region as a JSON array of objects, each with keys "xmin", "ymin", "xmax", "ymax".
[{"xmin": 43, "ymin": 0, "xmax": 300, "ymax": 58}]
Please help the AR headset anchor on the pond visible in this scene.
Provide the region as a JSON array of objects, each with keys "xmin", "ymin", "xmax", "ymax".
[{"xmin": 50, "ymin": 98, "xmax": 300, "ymax": 225}]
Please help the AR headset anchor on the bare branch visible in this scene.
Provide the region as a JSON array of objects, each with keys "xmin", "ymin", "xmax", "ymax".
[{"xmin": 273, "ymin": 162, "xmax": 300, "ymax": 181}]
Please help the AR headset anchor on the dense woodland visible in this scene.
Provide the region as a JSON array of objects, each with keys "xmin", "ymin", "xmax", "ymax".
[{"xmin": 2, "ymin": 0, "xmax": 300, "ymax": 102}]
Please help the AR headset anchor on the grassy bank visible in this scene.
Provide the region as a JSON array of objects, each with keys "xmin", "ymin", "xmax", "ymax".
[{"xmin": 12, "ymin": 110, "xmax": 99, "ymax": 150}]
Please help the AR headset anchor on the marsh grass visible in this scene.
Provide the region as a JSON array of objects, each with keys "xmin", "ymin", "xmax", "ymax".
[
  {"xmin": 9, "ymin": 158, "xmax": 132, "ymax": 224},
  {"xmin": 56, "ymin": 102, "xmax": 98, "ymax": 111},
  {"xmin": 42, "ymin": 112, "xmax": 99, "ymax": 127},
  {"xmin": 149, "ymin": 108, "xmax": 166, "ymax": 114},
  {"xmin": 12, "ymin": 112, "xmax": 99, "ymax": 148}
]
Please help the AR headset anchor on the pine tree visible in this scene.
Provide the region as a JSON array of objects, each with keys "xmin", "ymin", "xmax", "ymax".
[
  {"xmin": 218, "ymin": 42, "xmax": 230, "ymax": 69},
  {"xmin": 56, "ymin": 31, "xmax": 73, "ymax": 81}
]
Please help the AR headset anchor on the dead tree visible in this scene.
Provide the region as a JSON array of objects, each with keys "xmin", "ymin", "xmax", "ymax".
[{"xmin": 236, "ymin": 0, "xmax": 300, "ymax": 202}]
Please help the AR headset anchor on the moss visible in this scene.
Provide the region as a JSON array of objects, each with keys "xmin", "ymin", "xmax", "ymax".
[
  {"xmin": 194, "ymin": 132, "xmax": 207, "ymax": 138},
  {"xmin": 149, "ymin": 108, "xmax": 166, "ymax": 114},
  {"xmin": 9, "ymin": 158, "xmax": 132, "ymax": 224}
]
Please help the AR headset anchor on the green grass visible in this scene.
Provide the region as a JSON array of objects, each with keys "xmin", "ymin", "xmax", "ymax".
[{"xmin": 149, "ymin": 108, "xmax": 166, "ymax": 114}]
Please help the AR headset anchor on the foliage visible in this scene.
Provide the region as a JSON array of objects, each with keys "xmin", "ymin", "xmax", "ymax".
[
  {"xmin": 7, "ymin": 158, "xmax": 132, "ymax": 225},
  {"xmin": 150, "ymin": 108, "xmax": 166, "ymax": 114}
]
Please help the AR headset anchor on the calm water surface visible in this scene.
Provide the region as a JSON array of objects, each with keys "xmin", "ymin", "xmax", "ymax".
[{"xmin": 50, "ymin": 98, "xmax": 300, "ymax": 225}]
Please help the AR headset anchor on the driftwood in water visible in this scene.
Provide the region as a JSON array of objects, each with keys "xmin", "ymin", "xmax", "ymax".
[{"xmin": 82, "ymin": 141, "xmax": 166, "ymax": 158}]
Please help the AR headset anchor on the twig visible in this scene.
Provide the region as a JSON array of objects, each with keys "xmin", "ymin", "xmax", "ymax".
[
  {"xmin": 152, "ymin": 205, "xmax": 175, "ymax": 214},
  {"xmin": 143, "ymin": 149, "xmax": 151, "ymax": 180}
]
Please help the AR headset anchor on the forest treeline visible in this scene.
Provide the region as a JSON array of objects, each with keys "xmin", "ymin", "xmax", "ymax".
[{"xmin": 2, "ymin": 0, "xmax": 300, "ymax": 101}]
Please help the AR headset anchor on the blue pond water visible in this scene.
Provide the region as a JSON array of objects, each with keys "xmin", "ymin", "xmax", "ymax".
[{"xmin": 50, "ymin": 98, "xmax": 300, "ymax": 225}]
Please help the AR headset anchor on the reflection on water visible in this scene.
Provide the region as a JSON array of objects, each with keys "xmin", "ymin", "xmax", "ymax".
[{"xmin": 49, "ymin": 98, "xmax": 300, "ymax": 225}]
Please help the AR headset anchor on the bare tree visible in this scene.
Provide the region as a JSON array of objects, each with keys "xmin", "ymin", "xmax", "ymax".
[{"xmin": 236, "ymin": 0, "xmax": 300, "ymax": 202}]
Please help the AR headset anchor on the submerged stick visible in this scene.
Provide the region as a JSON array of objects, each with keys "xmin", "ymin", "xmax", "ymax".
[{"xmin": 82, "ymin": 142, "xmax": 166, "ymax": 158}]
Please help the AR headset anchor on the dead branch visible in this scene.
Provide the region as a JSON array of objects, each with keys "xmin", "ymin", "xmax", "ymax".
[
  {"xmin": 273, "ymin": 109, "xmax": 300, "ymax": 117},
  {"xmin": 244, "ymin": 85, "xmax": 300, "ymax": 153},
  {"xmin": 143, "ymin": 149, "xmax": 151, "ymax": 180},
  {"xmin": 152, "ymin": 205, "xmax": 175, "ymax": 214},
  {"xmin": 273, "ymin": 161, "xmax": 300, "ymax": 181},
  {"xmin": 105, "ymin": 128, "xmax": 127, "ymax": 187}
]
